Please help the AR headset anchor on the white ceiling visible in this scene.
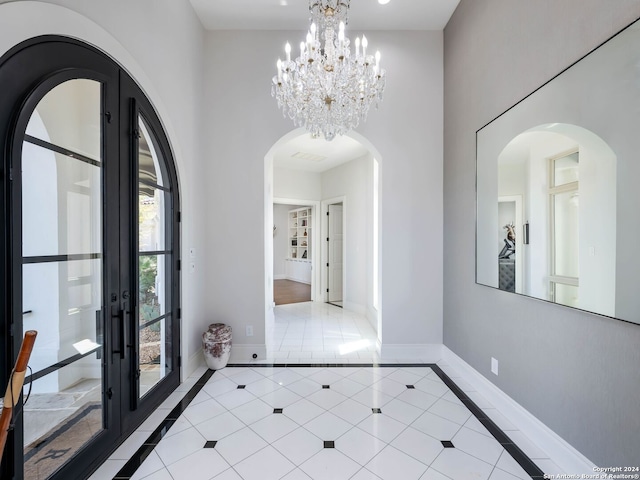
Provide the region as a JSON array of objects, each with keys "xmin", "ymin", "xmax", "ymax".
[
  {"xmin": 272, "ymin": 132, "xmax": 370, "ymax": 173},
  {"xmin": 189, "ymin": 0, "xmax": 460, "ymax": 33},
  {"xmin": 191, "ymin": 0, "xmax": 460, "ymax": 172}
]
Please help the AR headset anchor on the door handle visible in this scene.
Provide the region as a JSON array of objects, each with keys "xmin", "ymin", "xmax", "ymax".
[{"xmin": 111, "ymin": 307, "xmax": 126, "ymax": 360}]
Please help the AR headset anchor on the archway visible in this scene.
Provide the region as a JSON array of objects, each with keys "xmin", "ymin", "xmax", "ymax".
[{"xmin": 263, "ymin": 129, "xmax": 383, "ymax": 357}]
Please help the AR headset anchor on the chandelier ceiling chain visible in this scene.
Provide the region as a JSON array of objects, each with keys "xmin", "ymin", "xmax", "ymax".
[{"xmin": 271, "ymin": 0, "xmax": 386, "ymax": 141}]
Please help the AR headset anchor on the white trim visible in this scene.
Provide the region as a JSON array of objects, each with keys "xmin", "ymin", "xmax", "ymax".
[
  {"xmin": 379, "ymin": 343, "xmax": 444, "ymax": 362},
  {"xmin": 274, "ymin": 274, "xmax": 287, "ymax": 280},
  {"xmin": 185, "ymin": 348, "xmax": 205, "ymax": 379},
  {"xmin": 229, "ymin": 344, "xmax": 267, "ymax": 363},
  {"xmin": 441, "ymin": 347, "xmax": 596, "ymax": 474}
]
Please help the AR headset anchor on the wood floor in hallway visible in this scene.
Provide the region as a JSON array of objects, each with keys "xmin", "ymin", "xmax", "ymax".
[{"xmin": 274, "ymin": 279, "xmax": 311, "ymax": 305}]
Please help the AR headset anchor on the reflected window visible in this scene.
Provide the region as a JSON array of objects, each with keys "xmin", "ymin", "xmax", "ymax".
[{"xmin": 549, "ymin": 150, "xmax": 579, "ymax": 305}]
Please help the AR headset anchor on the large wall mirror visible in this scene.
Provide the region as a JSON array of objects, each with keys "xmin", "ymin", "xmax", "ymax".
[{"xmin": 476, "ymin": 17, "xmax": 640, "ymax": 325}]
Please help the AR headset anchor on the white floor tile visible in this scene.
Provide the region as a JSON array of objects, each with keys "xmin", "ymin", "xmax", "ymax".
[
  {"xmin": 250, "ymin": 412, "xmax": 299, "ymax": 443},
  {"xmin": 489, "ymin": 468, "xmax": 525, "ymax": 480},
  {"xmin": 304, "ymin": 411, "xmax": 353, "ymax": 439},
  {"xmin": 451, "ymin": 426, "xmax": 504, "ymax": 465},
  {"xmin": 414, "ymin": 377, "xmax": 450, "ymax": 397},
  {"xmin": 330, "ymin": 398, "xmax": 373, "ymax": 425},
  {"xmin": 390, "ymin": 427, "xmax": 444, "ymax": 466},
  {"xmin": 138, "ymin": 468, "xmax": 174, "ymax": 480},
  {"xmin": 215, "ymin": 427, "xmax": 268, "ymax": 466},
  {"xmin": 364, "ymin": 445, "xmax": 428, "ymax": 480},
  {"xmin": 299, "ymin": 448, "xmax": 362, "ymax": 480},
  {"xmin": 182, "ymin": 398, "xmax": 227, "ymax": 425},
  {"xmin": 430, "ymin": 448, "xmax": 494, "ymax": 480},
  {"xmin": 195, "ymin": 411, "xmax": 246, "ymax": 441},
  {"xmin": 287, "ymin": 378, "xmax": 323, "ymax": 396},
  {"xmin": 381, "ymin": 398, "xmax": 425, "ymax": 425},
  {"xmin": 386, "ymin": 369, "xmax": 425, "ymax": 386},
  {"xmin": 396, "ymin": 389, "xmax": 440, "ymax": 410},
  {"xmin": 243, "ymin": 377, "xmax": 280, "ymax": 396},
  {"xmin": 282, "ymin": 398, "xmax": 325, "ymax": 425},
  {"xmin": 494, "ymin": 450, "xmax": 530, "ymax": 479},
  {"xmin": 259, "ymin": 387, "xmax": 303, "ymax": 408},
  {"xmin": 350, "ymin": 468, "xmax": 383, "ymax": 479},
  {"xmin": 419, "ymin": 468, "xmax": 451, "ymax": 480},
  {"xmin": 351, "ymin": 387, "xmax": 395, "ymax": 408},
  {"xmin": 166, "ymin": 448, "xmax": 230, "ymax": 480},
  {"xmin": 211, "ymin": 468, "xmax": 244, "ymax": 480},
  {"xmin": 533, "ymin": 458, "xmax": 563, "ymax": 476},
  {"xmin": 306, "ymin": 388, "xmax": 348, "ymax": 409},
  {"xmin": 336, "ymin": 427, "xmax": 386, "ymax": 465},
  {"xmin": 463, "ymin": 415, "xmax": 493, "ymax": 438},
  {"xmin": 411, "ymin": 411, "xmax": 463, "ymax": 441},
  {"xmin": 428, "ymin": 397, "xmax": 472, "ymax": 425},
  {"xmin": 234, "ymin": 445, "xmax": 296, "ymax": 480},
  {"xmin": 130, "ymin": 451, "xmax": 165, "ymax": 480},
  {"xmin": 309, "ymin": 369, "xmax": 344, "ymax": 385},
  {"xmin": 280, "ymin": 468, "xmax": 313, "ymax": 479},
  {"xmin": 481, "ymin": 409, "xmax": 518, "ymax": 431},
  {"xmin": 202, "ymin": 377, "xmax": 240, "ymax": 398},
  {"xmin": 154, "ymin": 426, "xmax": 207, "ymax": 466},
  {"xmin": 371, "ymin": 377, "xmax": 408, "ymax": 396},
  {"xmin": 214, "ymin": 388, "xmax": 258, "ymax": 410},
  {"xmin": 272, "ymin": 427, "xmax": 325, "ymax": 465},
  {"xmin": 357, "ymin": 413, "xmax": 407, "ymax": 443},
  {"xmin": 110, "ymin": 431, "xmax": 148, "ymax": 460},
  {"xmin": 229, "ymin": 398, "xmax": 273, "ymax": 425}
]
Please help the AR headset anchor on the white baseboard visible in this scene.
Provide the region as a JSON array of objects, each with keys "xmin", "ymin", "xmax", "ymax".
[
  {"xmin": 378, "ymin": 343, "xmax": 444, "ymax": 362},
  {"xmin": 274, "ymin": 274, "xmax": 287, "ymax": 280},
  {"xmin": 185, "ymin": 348, "xmax": 205, "ymax": 378},
  {"xmin": 285, "ymin": 276, "xmax": 311, "ymax": 285},
  {"xmin": 229, "ymin": 344, "xmax": 267, "ymax": 363},
  {"xmin": 441, "ymin": 347, "xmax": 595, "ymax": 474}
]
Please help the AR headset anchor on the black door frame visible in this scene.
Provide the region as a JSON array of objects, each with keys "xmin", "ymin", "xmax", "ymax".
[{"xmin": 0, "ymin": 36, "xmax": 181, "ymax": 480}]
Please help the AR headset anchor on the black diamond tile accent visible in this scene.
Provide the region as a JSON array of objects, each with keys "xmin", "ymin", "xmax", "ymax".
[
  {"xmin": 322, "ymin": 385, "xmax": 330, "ymax": 389},
  {"xmin": 273, "ymin": 408, "xmax": 283, "ymax": 414},
  {"xmin": 324, "ymin": 441, "xmax": 335, "ymax": 448},
  {"xmin": 441, "ymin": 440, "xmax": 455, "ymax": 448},
  {"xmin": 372, "ymin": 408, "xmax": 382, "ymax": 414},
  {"xmin": 406, "ymin": 385, "xmax": 416, "ymax": 389},
  {"xmin": 237, "ymin": 385, "xmax": 246, "ymax": 389},
  {"xmin": 204, "ymin": 441, "xmax": 217, "ymax": 448}
]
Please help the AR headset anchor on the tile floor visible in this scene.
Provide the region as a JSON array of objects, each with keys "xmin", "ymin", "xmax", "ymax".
[{"xmin": 88, "ymin": 303, "xmax": 564, "ymax": 480}]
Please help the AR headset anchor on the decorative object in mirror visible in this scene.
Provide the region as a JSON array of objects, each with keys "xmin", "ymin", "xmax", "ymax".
[{"xmin": 476, "ymin": 17, "xmax": 640, "ymax": 325}]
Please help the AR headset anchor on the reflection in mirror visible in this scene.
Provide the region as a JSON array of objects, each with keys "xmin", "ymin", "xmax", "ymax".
[{"xmin": 476, "ymin": 18, "xmax": 640, "ymax": 324}]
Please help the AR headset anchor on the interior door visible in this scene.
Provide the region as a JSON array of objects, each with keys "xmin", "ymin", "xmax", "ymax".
[
  {"xmin": 328, "ymin": 203, "xmax": 344, "ymax": 305},
  {"xmin": 0, "ymin": 38, "xmax": 180, "ymax": 480}
]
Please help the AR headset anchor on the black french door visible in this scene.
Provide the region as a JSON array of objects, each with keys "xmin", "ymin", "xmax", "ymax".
[{"xmin": 0, "ymin": 37, "xmax": 180, "ymax": 480}]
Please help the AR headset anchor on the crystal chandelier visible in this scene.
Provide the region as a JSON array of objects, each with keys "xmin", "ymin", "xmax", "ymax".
[{"xmin": 271, "ymin": 0, "xmax": 386, "ymax": 141}]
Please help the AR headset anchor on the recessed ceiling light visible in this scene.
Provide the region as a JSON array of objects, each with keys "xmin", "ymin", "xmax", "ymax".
[
  {"xmin": 378, "ymin": 0, "xmax": 391, "ymax": 4},
  {"xmin": 280, "ymin": 0, "xmax": 288, "ymax": 5}
]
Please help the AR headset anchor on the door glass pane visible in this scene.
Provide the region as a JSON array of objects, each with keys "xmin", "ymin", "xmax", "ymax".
[
  {"xmin": 553, "ymin": 190, "xmax": 579, "ymax": 278},
  {"xmin": 22, "ymin": 79, "xmax": 104, "ymax": 480},
  {"xmin": 23, "ymin": 359, "xmax": 103, "ymax": 480},
  {"xmin": 553, "ymin": 152, "xmax": 579, "ymax": 186},
  {"xmin": 138, "ymin": 253, "xmax": 172, "ymax": 397},
  {"xmin": 138, "ymin": 116, "xmax": 164, "ymax": 187},
  {"xmin": 139, "ymin": 316, "xmax": 172, "ymax": 397},
  {"xmin": 139, "ymin": 254, "xmax": 168, "ymax": 324},
  {"xmin": 139, "ymin": 184, "xmax": 166, "ymax": 252},
  {"xmin": 25, "ymin": 79, "xmax": 101, "ymax": 162},
  {"xmin": 22, "ymin": 142, "xmax": 101, "ymax": 258}
]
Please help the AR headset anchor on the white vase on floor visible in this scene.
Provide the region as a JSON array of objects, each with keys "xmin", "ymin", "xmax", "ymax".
[{"xmin": 202, "ymin": 323, "xmax": 232, "ymax": 370}]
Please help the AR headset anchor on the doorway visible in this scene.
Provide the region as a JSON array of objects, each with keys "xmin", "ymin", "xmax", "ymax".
[
  {"xmin": 327, "ymin": 202, "xmax": 344, "ymax": 307},
  {"xmin": 273, "ymin": 203, "xmax": 313, "ymax": 305},
  {"xmin": 0, "ymin": 37, "xmax": 181, "ymax": 480}
]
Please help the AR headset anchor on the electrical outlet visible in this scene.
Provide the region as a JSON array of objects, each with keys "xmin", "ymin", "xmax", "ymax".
[
  {"xmin": 491, "ymin": 357, "xmax": 499, "ymax": 376},
  {"xmin": 246, "ymin": 325, "xmax": 254, "ymax": 337}
]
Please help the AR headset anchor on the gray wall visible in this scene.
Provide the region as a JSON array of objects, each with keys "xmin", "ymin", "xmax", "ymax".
[{"xmin": 443, "ymin": 0, "xmax": 640, "ymax": 466}]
